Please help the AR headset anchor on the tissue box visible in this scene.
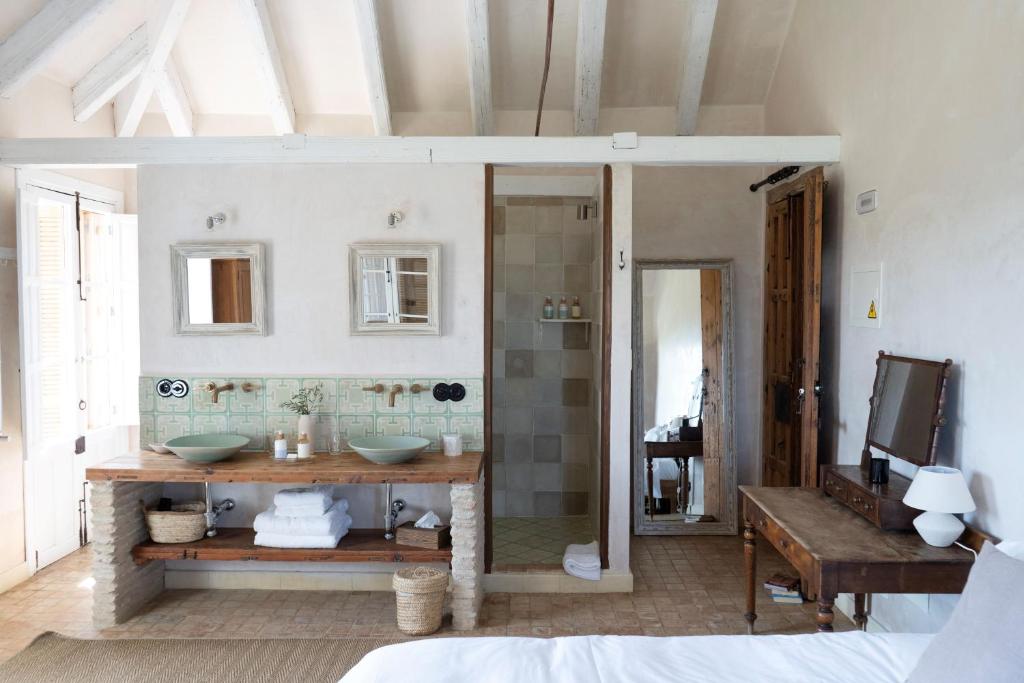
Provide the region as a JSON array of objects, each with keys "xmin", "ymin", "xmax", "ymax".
[{"xmin": 396, "ymin": 522, "xmax": 451, "ymax": 550}]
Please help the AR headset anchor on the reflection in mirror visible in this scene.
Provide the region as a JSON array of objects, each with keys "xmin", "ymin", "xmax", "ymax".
[
  {"xmin": 360, "ymin": 256, "xmax": 429, "ymax": 325},
  {"xmin": 350, "ymin": 244, "xmax": 440, "ymax": 335},
  {"xmin": 171, "ymin": 242, "xmax": 266, "ymax": 335},
  {"xmin": 633, "ymin": 262, "xmax": 734, "ymax": 535},
  {"xmin": 186, "ymin": 257, "xmax": 253, "ymax": 324},
  {"xmin": 867, "ymin": 357, "xmax": 945, "ymax": 465}
]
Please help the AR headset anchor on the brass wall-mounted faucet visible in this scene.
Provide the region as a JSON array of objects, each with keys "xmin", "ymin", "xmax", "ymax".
[
  {"xmin": 388, "ymin": 384, "xmax": 404, "ymax": 407},
  {"xmin": 203, "ymin": 381, "xmax": 256, "ymax": 404}
]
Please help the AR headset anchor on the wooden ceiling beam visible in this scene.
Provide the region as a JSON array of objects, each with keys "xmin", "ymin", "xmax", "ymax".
[
  {"xmin": 676, "ymin": 0, "xmax": 718, "ymax": 136},
  {"xmin": 0, "ymin": 0, "xmax": 116, "ymax": 98},
  {"xmin": 154, "ymin": 56, "xmax": 193, "ymax": 137},
  {"xmin": 353, "ymin": 0, "xmax": 392, "ymax": 136},
  {"xmin": 236, "ymin": 0, "xmax": 295, "ymax": 135},
  {"xmin": 72, "ymin": 24, "xmax": 148, "ymax": 122},
  {"xmin": 573, "ymin": 0, "xmax": 607, "ymax": 136},
  {"xmin": 114, "ymin": 0, "xmax": 192, "ymax": 138},
  {"xmin": 464, "ymin": 0, "xmax": 493, "ymax": 136}
]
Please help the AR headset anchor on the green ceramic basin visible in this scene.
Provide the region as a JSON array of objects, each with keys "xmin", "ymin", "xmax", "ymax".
[
  {"xmin": 348, "ymin": 436, "xmax": 430, "ymax": 465},
  {"xmin": 164, "ymin": 434, "xmax": 250, "ymax": 463}
]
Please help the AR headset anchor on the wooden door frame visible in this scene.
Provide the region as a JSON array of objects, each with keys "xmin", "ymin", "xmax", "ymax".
[
  {"xmin": 630, "ymin": 259, "xmax": 738, "ymax": 536},
  {"xmin": 483, "ymin": 164, "xmax": 612, "ymax": 572},
  {"xmin": 761, "ymin": 167, "xmax": 824, "ymax": 487}
]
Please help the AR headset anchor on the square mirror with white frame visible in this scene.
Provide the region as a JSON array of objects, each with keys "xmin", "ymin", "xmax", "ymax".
[
  {"xmin": 350, "ymin": 243, "xmax": 440, "ymax": 335},
  {"xmin": 171, "ymin": 242, "xmax": 267, "ymax": 335}
]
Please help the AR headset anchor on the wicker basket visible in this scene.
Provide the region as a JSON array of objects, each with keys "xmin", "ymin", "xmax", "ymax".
[
  {"xmin": 143, "ymin": 501, "xmax": 207, "ymax": 544},
  {"xmin": 393, "ymin": 567, "xmax": 449, "ymax": 635}
]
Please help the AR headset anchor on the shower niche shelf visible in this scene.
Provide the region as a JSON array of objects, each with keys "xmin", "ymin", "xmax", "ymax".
[{"xmin": 538, "ymin": 318, "xmax": 592, "ymax": 342}]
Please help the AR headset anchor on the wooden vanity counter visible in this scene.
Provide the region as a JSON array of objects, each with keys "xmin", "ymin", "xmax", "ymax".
[{"xmin": 86, "ymin": 450, "xmax": 484, "ymax": 485}]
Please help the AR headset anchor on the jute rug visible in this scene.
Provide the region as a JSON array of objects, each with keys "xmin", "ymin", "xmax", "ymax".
[{"xmin": 0, "ymin": 632, "xmax": 404, "ymax": 683}]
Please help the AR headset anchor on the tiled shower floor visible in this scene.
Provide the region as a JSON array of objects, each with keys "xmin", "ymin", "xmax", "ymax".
[{"xmin": 493, "ymin": 516, "xmax": 595, "ymax": 566}]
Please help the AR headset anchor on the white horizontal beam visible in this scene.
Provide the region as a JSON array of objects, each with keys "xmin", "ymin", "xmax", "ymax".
[
  {"xmin": 0, "ymin": 135, "xmax": 840, "ymax": 168},
  {"xmin": 676, "ymin": 0, "xmax": 718, "ymax": 135},
  {"xmin": 573, "ymin": 0, "xmax": 607, "ymax": 136},
  {"xmin": 72, "ymin": 24, "xmax": 148, "ymax": 122},
  {"xmin": 0, "ymin": 0, "xmax": 116, "ymax": 98},
  {"xmin": 353, "ymin": 0, "xmax": 392, "ymax": 136},
  {"xmin": 236, "ymin": 0, "xmax": 294, "ymax": 135},
  {"xmin": 154, "ymin": 56, "xmax": 193, "ymax": 136},
  {"xmin": 464, "ymin": 0, "xmax": 493, "ymax": 136}
]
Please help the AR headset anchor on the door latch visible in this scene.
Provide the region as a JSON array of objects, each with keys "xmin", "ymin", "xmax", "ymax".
[{"xmin": 796, "ymin": 387, "xmax": 806, "ymax": 415}]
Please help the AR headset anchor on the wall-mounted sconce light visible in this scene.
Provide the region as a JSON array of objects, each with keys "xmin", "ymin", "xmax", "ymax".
[
  {"xmin": 387, "ymin": 211, "xmax": 403, "ymax": 229},
  {"xmin": 206, "ymin": 212, "xmax": 226, "ymax": 231}
]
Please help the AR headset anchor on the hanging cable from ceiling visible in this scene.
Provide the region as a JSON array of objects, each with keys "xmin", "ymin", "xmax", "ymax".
[{"xmin": 534, "ymin": 0, "xmax": 556, "ymax": 136}]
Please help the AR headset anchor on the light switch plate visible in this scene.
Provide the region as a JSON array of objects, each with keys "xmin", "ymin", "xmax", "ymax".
[
  {"xmin": 856, "ymin": 189, "xmax": 879, "ymax": 214},
  {"xmin": 611, "ymin": 132, "xmax": 638, "ymax": 149}
]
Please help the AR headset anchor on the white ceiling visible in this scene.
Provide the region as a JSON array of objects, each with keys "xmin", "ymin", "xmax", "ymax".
[{"xmin": 1, "ymin": 0, "xmax": 797, "ymax": 128}]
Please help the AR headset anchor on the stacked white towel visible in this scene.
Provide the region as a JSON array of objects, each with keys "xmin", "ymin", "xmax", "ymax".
[
  {"xmin": 253, "ymin": 486, "xmax": 353, "ymax": 549},
  {"xmin": 563, "ymin": 541, "xmax": 601, "ymax": 581}
]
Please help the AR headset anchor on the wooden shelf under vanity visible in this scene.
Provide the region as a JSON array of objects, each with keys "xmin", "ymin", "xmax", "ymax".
[
  {"xmin": 132, "ymin": 527, "xmax": 453, "ymax": 565},
  {"xmin": 86, "ymin": 450, "xmax": 484, "ymax": 484}
]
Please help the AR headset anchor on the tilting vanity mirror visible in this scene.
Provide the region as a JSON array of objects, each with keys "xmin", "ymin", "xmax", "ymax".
[
  {"xmin": 350, "ymin": 243, "xmax": 440, "ymax": 335},
  {"xmin": 171, "ymin": 242, "xmax": 267, "ymax": 335}
]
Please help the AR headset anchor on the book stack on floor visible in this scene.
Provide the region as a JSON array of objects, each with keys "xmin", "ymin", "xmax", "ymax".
[{"xmin": 764, "ymin": 573, "xmax": 804, "ymax": 604}]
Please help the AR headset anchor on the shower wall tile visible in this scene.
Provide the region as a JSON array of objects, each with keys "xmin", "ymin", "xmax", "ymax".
[
  {"xmin": 491, "ymin": 193, "xmax": 598, "ymax": 514},
  {"xmin": 141, "ymin": 374, "xmax": 483, "ymax": 452}
]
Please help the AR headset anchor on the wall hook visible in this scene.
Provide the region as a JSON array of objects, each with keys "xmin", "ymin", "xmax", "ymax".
[{"xmin": 618, "ymin": 250, "xmax": 626, "ymax": 270}]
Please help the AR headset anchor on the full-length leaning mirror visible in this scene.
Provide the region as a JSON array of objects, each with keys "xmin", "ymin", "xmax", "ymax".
[
  {"xmin": 632, "ymin": 260, "xmax": 736, "ymax": 535},
  {"xmin": 350, "ymin": 243, "xmax": 440, "ymax": 335},
  {"xmin": 171, "ymin": 242, "xmax": 267, "ymax": 335}
]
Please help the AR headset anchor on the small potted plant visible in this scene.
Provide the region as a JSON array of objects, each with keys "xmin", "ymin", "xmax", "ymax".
[{"xmin": 280, "ymin": 382, "xmax": 325, "ymax": 448}]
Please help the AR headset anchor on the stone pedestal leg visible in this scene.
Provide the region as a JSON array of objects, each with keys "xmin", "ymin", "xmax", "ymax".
[
  {"xmin": 449, "ymin": 476, "xmax": 484, "ymax": 631},
  {"xmin": 90, "ymin": 481, "xmax": 165, "ymax": 629}
]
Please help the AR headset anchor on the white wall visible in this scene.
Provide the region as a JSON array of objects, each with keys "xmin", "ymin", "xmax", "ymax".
[
  {"xmin": 138, "ymin": 164, "xmax": 484, "ymax": 376},
  {"xmin": 632, "ymin": 167, "xmax": 766, "ymax": 489},
  {"xmin": 642, "ymin": 269, "xmax": 703, "ymax": 430},
  {"xmin": 765, "ymin": 0, "xmax": 1024, "ymax": 632}
]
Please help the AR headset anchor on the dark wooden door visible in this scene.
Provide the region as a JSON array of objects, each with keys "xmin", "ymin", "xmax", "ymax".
[{"xmin": 761, "ymin": 168, "xmax": 824, "ymax": 487}]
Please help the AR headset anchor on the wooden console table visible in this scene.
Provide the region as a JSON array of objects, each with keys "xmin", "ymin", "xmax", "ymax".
[
  {"xmin": 740, "ymin": 486, "xmax": 986, "ymax": 634},
  {"xmin": 86, "ymin": 450, "xmax": 485, "ymax": 630},
  {"xmin": 644, "ymin": 439, "xmax": 703, "ymax": 519}
]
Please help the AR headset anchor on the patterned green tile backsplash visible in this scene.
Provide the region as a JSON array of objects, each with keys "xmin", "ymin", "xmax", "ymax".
[{"xmin": 140, "ymin": 376, "xmax": 484, "ymax": 452}]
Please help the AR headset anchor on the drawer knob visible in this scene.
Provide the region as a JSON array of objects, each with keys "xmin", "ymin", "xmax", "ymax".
[{"xmin": 780, "ymin": 539, "xmax": 789, "ymax": 549}]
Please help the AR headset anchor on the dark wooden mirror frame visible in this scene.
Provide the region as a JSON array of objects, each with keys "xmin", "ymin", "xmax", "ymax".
[{"xmin": 859, "ymin": 351, "xmax": 953, "ymax": 470}]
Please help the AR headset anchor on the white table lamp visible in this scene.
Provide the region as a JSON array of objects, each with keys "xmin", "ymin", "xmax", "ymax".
[{"xmin": 903, "ymin": 466, "xmax": 975, "ymax": 547}]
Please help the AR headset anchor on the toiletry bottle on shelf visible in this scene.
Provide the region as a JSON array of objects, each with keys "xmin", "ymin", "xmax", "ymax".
[
  {"xmin": 571, "ymin": 296, "xmax": 582, "ymax": 319},
  {"xmin": 273, "ymin": 431, "xmax": 288, "ymax": 459},
  {"xmin": 558, "ymin": 296, "xmax": 569, "ymax": 319},
  {"xmin": 543, "ymin": 296, "xmax": 555, "ymax": 319},
  {"xmin": 297, "ymin": 432, "xmax": 312, "ymax": 459}
]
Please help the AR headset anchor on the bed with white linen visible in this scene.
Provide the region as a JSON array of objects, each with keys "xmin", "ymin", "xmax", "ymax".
[{"xmin": 340, "ymin": 631, "xmax": 931, "ymax": 683}]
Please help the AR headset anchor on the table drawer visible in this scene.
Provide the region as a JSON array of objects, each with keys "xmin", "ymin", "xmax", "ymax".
[
  {"xmin": 847, "ymin": 484, "xmax": 881, "ymax": 525},
  {"xmin": 747, "ymin": 508, "xmax": 815, "ymax": 579},
  {"xmin": 822, "ymin": 471, "xmax": 849, "ymax": 503}
]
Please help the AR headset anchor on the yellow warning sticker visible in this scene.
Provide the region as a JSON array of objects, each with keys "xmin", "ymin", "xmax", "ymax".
[{"xmin": 867, "ymin": 300, "xmax": 878, "ymax": 319}]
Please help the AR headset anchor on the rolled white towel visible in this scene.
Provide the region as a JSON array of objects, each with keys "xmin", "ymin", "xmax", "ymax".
[
  {"xmin": 254, "ymin": 501, "xmax": 352, "ymax": 536},
  {"xmin": 563, "ymin": 541, "xmax": 601, "ymax": 581},
  {"xmin": 273, "ymin": 485, "xmax": 335, "ymax": 516},
  {"xmin": 254, "ymin": 527, "xmax": 349, "ymax": 549}
]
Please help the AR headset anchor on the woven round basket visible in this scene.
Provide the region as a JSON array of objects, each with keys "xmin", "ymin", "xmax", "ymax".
[
  {"xmin": 393, "ymin": 567, "xmax": 449, "ymax": 635},
  {"xmin": 143, "ymin": 501, "xmax": 207, "ymax": 544}
]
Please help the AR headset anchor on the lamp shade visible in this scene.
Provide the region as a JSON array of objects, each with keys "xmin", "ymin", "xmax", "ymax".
[{"xmin": 903, "ymin": 466, "xmax": 976, "ymax": 514}]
